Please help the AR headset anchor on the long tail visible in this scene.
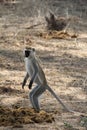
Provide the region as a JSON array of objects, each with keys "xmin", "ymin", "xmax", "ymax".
[{"xmin": 46, "ymin": 85, "xmax": 74, "ymax": 112}]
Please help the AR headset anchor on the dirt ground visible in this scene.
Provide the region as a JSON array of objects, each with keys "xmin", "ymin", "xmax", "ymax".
[{"xmin": 0, "ymin": 0, "xmax": 87, "ymax": 130}]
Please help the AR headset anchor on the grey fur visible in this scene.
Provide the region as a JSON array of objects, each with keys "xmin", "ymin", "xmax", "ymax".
[{"xmin": 22, "ymin": 48, "xmax": 74, "ymax": 112}]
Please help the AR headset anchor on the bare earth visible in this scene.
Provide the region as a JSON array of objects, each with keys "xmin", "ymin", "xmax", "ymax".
[{"xmin": 0, "ymin": 0, "xmax": 87, "ymax": 130}]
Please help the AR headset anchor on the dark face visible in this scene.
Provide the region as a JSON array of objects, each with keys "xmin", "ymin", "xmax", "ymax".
[
  {"xmin": 24, "ymin": 48, "xmax": 35, "ymax": 58},
  {"xmin": 25, "ymin": 50, "xmax": 30, "ymax": 57}
]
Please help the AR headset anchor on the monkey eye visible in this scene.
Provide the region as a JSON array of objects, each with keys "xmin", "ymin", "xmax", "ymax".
[
  {"xmin": 25, "ymin": 50, "xmax": 30, "ymax": 57},
  {"xmin": 32, "ymin": 48, "xmax": 35, "ymax": 52}
]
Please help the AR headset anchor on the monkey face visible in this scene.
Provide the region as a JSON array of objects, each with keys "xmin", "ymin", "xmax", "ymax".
[
  {"xmin": 25, "ymin": 50, "xmax": 30, "ymax": 57},
  {"xmin": 24, "ymin": 47, "xmax": 35, "ymax": 58}
]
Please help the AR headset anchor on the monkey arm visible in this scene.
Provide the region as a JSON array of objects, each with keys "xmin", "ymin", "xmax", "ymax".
[
  {"xmin": 22, "ymin": 72, "xmax": 29, "ymax": 89},
  {"xmin": 29, "ymin": 62, "xmax": 38, "ymax": 89}
]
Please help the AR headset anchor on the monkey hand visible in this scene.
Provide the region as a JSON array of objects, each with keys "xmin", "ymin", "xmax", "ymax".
[{"xmin": 29, "ymin": 80, "xmax": 33, "ymax": 89}]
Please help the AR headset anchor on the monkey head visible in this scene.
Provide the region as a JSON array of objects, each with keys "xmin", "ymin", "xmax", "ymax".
[{"xmin": 24, "ymin": 47, "xmax": 35, "ymax": 58}]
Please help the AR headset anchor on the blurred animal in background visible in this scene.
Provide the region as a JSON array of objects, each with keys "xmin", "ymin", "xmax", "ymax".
[{"xmin": 45, "ymin": 11, "xmax": 70, "ymax": 31}]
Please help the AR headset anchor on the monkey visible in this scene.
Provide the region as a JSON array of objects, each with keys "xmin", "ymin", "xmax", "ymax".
[{"xmin": 22, "ymin": 47, "xmax": 74, "ymax": 112}]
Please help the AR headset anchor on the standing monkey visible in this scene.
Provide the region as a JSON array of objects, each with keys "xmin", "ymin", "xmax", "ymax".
[{"xmin": 22, "ymin": 47, "xmax": 74, "ymax": 112}]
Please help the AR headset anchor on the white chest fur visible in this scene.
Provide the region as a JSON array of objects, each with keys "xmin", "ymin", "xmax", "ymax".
[{"xmin": 24, "ymin": 58, "xmax": 33, "ymax": 77}]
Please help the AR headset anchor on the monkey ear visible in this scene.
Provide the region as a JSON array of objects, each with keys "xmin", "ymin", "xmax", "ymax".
[{"xmin": 32, "ymin": 48, "xmax": 35, "ymax": 52}]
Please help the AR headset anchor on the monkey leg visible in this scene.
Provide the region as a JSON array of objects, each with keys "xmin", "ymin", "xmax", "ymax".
[{"xmin": 29, "ymin": 85, "xmax": 46, "ymax": 111}]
